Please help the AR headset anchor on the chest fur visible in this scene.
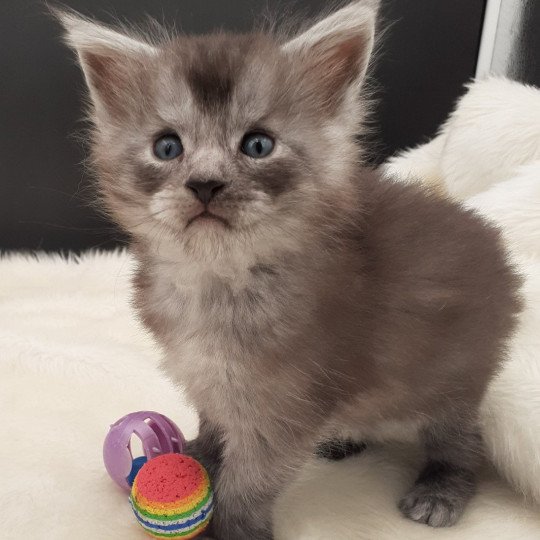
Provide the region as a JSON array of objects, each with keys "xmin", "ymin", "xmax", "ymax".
[{"xmin": 136, "ymin": 257, "xmax": 312, "ymax": 419}]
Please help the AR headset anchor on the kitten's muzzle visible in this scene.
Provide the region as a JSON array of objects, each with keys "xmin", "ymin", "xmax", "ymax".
[{"xmin": 185, "ymin": 178, "xmax": 227, "ymax": 205}]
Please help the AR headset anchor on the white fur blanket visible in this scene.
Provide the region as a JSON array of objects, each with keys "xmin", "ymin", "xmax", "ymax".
[{"xmin": 2, "ymin": 77, "xmax": 539, "ymax": 539}]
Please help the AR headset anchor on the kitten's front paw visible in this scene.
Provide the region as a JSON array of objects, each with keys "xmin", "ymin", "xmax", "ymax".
[{"xmin": 399, "ymin": 484, "xmax": 464, "ymax": 527}]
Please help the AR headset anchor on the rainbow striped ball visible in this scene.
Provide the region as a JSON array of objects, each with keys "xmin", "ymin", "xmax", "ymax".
[{"xmin": 130, "ymin": 453, "xmax": 213, "ymax": 539}]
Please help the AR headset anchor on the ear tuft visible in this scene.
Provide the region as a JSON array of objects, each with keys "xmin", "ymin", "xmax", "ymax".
[{"xmin": 54, "ymin": 8, "xmax": 157, "ymax": 56}]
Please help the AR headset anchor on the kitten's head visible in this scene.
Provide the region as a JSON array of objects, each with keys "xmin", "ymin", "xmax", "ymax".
[{"xmin": 58, "ymin": 1, "xmax": 378, "ymax": 260}]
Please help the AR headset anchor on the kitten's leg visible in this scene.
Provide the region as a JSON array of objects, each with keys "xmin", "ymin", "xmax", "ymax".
[
  {"xmin": 399, "ymin": 421, "xmax": 482, "ymax": 527},
  {"xmin": 315, "ymin": 438, "xmax": 366, "ymax": 461},
  {"xmin": 187, "ymin": 418, "xmax": 311, "ymax": 540},
  {"xmin": 212, "ymin": 430, "xmax": 313, "ymax": 540}
]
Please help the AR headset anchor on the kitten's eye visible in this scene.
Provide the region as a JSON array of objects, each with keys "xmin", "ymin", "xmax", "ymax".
[
  {"xmin": 241, "ymin": 133, "xmax": 274, "ymax": 159},
  {"xmin": 154, "ymin": 134, "xmax": 183, "ymax": 160}
]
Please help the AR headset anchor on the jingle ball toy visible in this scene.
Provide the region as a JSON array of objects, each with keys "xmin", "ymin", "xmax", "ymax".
[
  {"xmin": 103, "ymin": 411, "xmax": 186, "ymax": 492},
  {"xmin": 103, "ymin": 411, "xmax": 213, "ymax": 539}
]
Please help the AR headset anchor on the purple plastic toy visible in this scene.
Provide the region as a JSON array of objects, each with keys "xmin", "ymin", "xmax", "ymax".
[{"xmin": 103, "ymin": 411, "xmax": 186, "ymax": 492}]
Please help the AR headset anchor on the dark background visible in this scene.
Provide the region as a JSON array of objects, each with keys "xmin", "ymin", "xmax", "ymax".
[
  {"xmin": 0, "ymin": 0, "xmax": 487, "ymax": 252},
  {"xmin": 515, "ymin": 1, "xmax": 540, "ymax": 86}
]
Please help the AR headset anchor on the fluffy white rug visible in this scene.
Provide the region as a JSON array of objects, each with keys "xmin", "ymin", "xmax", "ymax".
[{"xmin": 2, "ymin": 77, "xmax": 540, "ymax": 539}]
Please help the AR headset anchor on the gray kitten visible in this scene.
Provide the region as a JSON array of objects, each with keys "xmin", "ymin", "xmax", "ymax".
[{"xmin": 58, "ymin": 2, "xmax": 521, "ymax": 538}]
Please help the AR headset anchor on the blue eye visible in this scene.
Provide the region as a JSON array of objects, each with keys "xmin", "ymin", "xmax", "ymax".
[
  {"xmin": 154, "ymin": 134, "xmax": 183, "ymax": 160},
  {"xmin": 241, "ymin": 133, "xmax": 274, "ymax": 159}
]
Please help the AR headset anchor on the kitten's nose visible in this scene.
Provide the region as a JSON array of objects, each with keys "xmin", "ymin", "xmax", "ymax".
[{"xmin": 185, "ymin": 178, "xmax": 226, "ymax": 205}]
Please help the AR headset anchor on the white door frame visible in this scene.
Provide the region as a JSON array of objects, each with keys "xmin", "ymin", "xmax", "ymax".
[{"xmin": 476, "ymin": 0, "xmax": 527, "ymax": 78}]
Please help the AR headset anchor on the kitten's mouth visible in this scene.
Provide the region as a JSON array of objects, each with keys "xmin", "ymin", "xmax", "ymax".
[{"xmin": 186, "ymin": 210, "xmax": 230, "ymax": 229}]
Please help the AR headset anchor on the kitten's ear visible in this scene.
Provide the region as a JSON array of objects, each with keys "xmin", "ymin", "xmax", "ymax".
[
  {"xmin": 283, "ymin": 1, "xmax": 378, "ymax": 115},
  {"xmin": 55, "ymin": 9, "xmax": 158, "ymax": 120}
]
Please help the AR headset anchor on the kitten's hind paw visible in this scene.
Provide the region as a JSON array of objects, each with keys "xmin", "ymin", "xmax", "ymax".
[
  {"xmin": 399, "ymin": 488, "xmax": 464, "ymax": 527},
  {"xmin": 399, "ymin": 462, "xmax": 474, "ymax": 527},
  {"xmin": 315, "ymin": 439, "xmax": 366, "ymax": 461}
]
